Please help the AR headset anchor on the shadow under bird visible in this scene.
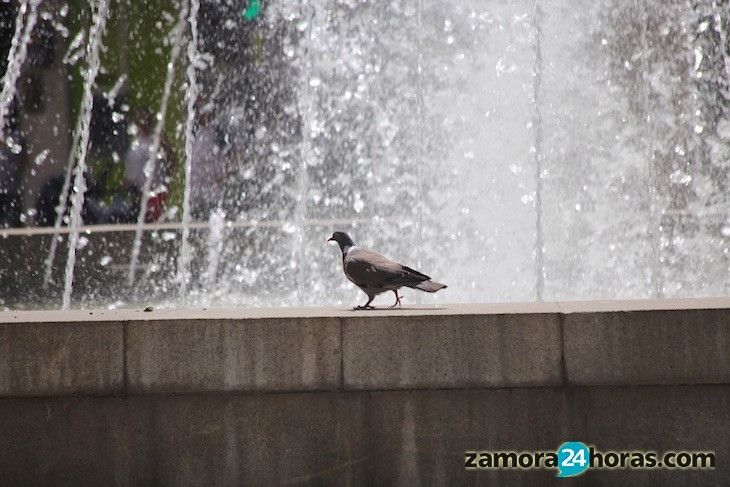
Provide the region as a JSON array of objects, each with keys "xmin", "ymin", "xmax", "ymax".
[{"xmin": 327, "ymin": 231, "xmax": 447, "ymax": 309}]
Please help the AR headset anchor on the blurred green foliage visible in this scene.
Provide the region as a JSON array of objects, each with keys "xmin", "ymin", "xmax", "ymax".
[{"xmin": 67, "ymin": 0, "xmax": 185, "ymax": 210}]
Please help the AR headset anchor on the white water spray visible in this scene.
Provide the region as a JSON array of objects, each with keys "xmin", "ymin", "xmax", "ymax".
[
  {"xmin": 711, "ymin": 0, "xmax": 730, "ymax": 84},
  {"xmin": 637, "ymin": 0, "xmax": 664, "ymax": 298},
  {"xmin": 42, "ymin": 115, "xmax": 82, "ymax": 288},
  {"xmin": 127, "ymin": 5, "xmax": 188, "ymax": 286},
  {"xmin": 203, "ymin": 207, "xmax": 226, "ymax": 295},
  {"xmin": 61, "ymin": 0, "xmax": 111, "ymax": 310},
  {"xmin": 177, "ymin": 0, "xmax": 201, "ymax": 301},
  {"xmin": 414, "ymin": 0, "xmax": 426, "ymax": 304},
  {"xmin": 0, "ymin": 0, "xmax": 40, "ymax": 139},
  {"xmin": 293, "ymin": 1, "xmax": 317, "ymax": 305},
  {"xmin": 531, "ymin": 0, "xmax": 545, "ymax": 301}
]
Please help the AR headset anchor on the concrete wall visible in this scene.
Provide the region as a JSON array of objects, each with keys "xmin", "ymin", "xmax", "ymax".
[{"xmin": 0, "ymin": 299, "xmax": 728, "ymax": 485}]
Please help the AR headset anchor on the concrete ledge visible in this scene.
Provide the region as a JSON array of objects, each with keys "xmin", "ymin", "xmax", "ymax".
[
  {"xmin": 126, "ymin": 318, "xmax": 341, "ymax": 393},
  {"xmin": 0, "ymin": 321, "xmax": 123, "ymax": 396},
  {"xmin": 4, "ymin": 297, "xmax": 728, "ymax": 323},
  {"xmin": 0, "ymin": 298, "xmax": 728, "ymax": 397},
  {"xmin": 0, "ymin": 386, "xmax": 727, "ymax": 485},
  {"xmin": 564, "ymin": 308, "xmax": 730, "ymax": 386},
  {"xmin": 1, "ymin": 299, "xmax": 729, "ymax": 486},
  {"xmin": 342, "ymin": 314, "xmax": 562, "ymax": 389}
]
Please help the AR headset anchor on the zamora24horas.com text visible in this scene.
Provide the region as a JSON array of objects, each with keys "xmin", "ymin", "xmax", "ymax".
[{"xmin": 465, "ymin": 442, "xmax": 715, "ymax": 478}]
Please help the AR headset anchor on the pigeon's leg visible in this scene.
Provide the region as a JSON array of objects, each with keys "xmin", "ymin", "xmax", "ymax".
[
  {"xmin": 389, "ymin": 290, "xmax": 402, "ymax": 308},
  {"xmin": 354, "ymin": 296, "xmax": 375, "ymax": 310}
]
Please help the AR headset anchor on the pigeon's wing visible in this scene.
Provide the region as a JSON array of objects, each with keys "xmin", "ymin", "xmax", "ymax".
[{"xmin": 345, "ymin": 248, "xmax": 430, "ymax": 290}]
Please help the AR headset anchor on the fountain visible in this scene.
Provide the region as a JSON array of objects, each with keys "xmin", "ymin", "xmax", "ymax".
[
  {"xmin": 61, "ymin": 0, "xmax": 110, "ymax": 310},
  {"xmin": 126, "ymin": 3, "xmax": 188, "ymax": 287},
  {"xmin": 0, "ymin": 0, "xmax": 40, "ymax": 140},
  {"xmin": 0, "ymin": 0, "xmax": 727, "ymax": 310},
  {"xmin": 177, "ymin": 0, "xmax": 201, "ymax": 302}
]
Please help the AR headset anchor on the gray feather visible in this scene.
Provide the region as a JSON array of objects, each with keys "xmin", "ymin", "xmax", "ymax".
[
  {"xmin": 412, "ymin": 280, "xmax": 447, "ymax": 292},
  {"xmin": 343, "ymin": 247, "xmax": 443, "ymax": 295}
]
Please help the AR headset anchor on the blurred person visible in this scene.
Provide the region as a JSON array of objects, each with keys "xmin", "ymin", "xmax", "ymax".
[
  {"xmin": 36, "ymin": 171, "xmax": 107, "ymax": 226},
  {"xmin": 124, "ymin": 108, "xmax": 154, "ymax": 191},
  {"xmin": 35, "ymin": 173, "xmax": 64, "ymax": 227},
  {"xmin": 124, "ymin": 108, "xmax": 176, "ymax": 222},
  {"xmin": 190, "ymin": 100, "xmax": 228, "ymax": 220},
  {"xmin": 69, "ymin": 89, "xmax": 139, "ymax": 224}
]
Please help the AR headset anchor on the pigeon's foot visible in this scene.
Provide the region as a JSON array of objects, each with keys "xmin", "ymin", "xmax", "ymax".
[
  {"xmin": 354, "ymin": 296, "xmax": 375, "ymax": 310},
  {"xmin": 354, "ymin": 305, "xmax": 376, "ymax": 310},
  {"xmin": 389, "ymin": 290, "xmax": 402, "ymax": 308}
]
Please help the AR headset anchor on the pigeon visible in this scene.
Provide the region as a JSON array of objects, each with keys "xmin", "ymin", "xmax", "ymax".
[{"xmin": 327, "ymin": 231, "xmax": 447, "ymax": 309}]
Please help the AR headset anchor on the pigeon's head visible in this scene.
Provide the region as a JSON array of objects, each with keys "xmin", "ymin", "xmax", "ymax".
[{"xmin": 327, "ymin": 231, "xmax": 355, "ymax": 252}]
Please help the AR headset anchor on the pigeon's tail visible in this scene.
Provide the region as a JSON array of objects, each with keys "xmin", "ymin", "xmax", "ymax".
[{"xmin": 410, "ymin": 280, "xmax": 447, "ymax": 293}]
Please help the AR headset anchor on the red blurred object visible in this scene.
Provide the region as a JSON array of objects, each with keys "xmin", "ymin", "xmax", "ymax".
[{"xmin": 145, "ymin": 191, "xmax": 167, "ymax": 222}]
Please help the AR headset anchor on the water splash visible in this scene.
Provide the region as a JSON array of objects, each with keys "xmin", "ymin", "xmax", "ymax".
[
  {"xmin": 711, "ymin": 0, "xmax": 730, "ymax": 86},
  {"xmin": 204, "ymin": 207, "xmax": 227, "ymax": 295},
  {"xmin": 177, "ymin": 0, "xmax": 202, "ymax": 301},
  {"xmin": 531, "ymin": 0, "xmax": 545, "ymax": 301},
  {"xmin": 294, "ymin": 2, "xmax": 316, "ymax": 305},
  {"xmin": 61, "ymin": 0, "xmax": 111, "ymax": 310},
  {"xmin": 42, "ymin": 113, "xmax": 82, "ymax": 289},
  {"xmin": 0, "ymin": 0, "xmax": 41, "ymax": 139},
  {"xmin": 0, "ymin": 0, "xmax": 727, "ymax": 310},
  {"xmin": 105, "ymin": 74, "xmax": 127, "ymax": 107},
  {"xmin": 414, "ymin": 0, "xmax": 425, "ymax": 303},
  {"xmin": 637, "ymin": 0, "xmax": 665, "ymax": 298},
  {"xmin": 127, "ymin": 4, "xmax": 188, "ymax": 287}
]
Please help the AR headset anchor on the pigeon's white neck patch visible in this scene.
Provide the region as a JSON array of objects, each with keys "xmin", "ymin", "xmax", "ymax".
[{"xmin": 342, "ymin": 244, "xmax": 358, "ymax": 256}]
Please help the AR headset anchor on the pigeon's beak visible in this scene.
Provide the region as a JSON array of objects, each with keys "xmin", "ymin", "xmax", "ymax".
[{"xmin": 326, "ymin": 236, "xmax": 335, "ymax": 244}]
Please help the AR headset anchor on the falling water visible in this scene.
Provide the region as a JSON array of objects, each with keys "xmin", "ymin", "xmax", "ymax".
[
  {"xmin": 0, "ymin": 0, "xmax": 726, "ymax": 310},
  {"xmin": 42, "ymin": 116, "xmax": 82, "ymax": 288},
  {"xmin": 127, "ymin": 5, "xmax": 188, "ymax": 286},
  {"xmin": 711, "ymin": 0, "xmax": 730, "ymax": 84},
  {"xmin": 41, "ymin": 4, "xmax": 87, "ymax": 289},
  {"xmin": 177, "ymin": 0, "xmax": 201, "ymax": 301},
  {"xmin": 0, "ymin": 0, "xmax": 40, "ymax": 139},
  {"xmin": 638, "ymin": 0, "xmax": 664, "ymax": 299},
  {"xmin": 203, "ymin": 208, "xmax": 226, "ymax": 296},
  {"xmin": 293, "ymin": 123, "xmax": 311, "ymax": 305},
  {"xmin": 415, "ymin": 0, "xmax": 426, "ymax": 265},
  {"xmin": 711, "ymin": 0, "xmax": 730, "ymax": 296},
  {"xmin": 413, "ymin": 0, "xmax": 426, "ymax": 305},
  {"xmin": 531, "ymin": 0, "xmax": 545, "ymax": 301},
  {"xmin": 105, "ymin": 74, "xmax": 127, "ymax": 105},
  {"xmin": 293, "ymin": 2, "xmax": 315, "ymax": 305},
  {"xmin": 61, "ymin": 0, "xmax": 111, "ymax": 310}
]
